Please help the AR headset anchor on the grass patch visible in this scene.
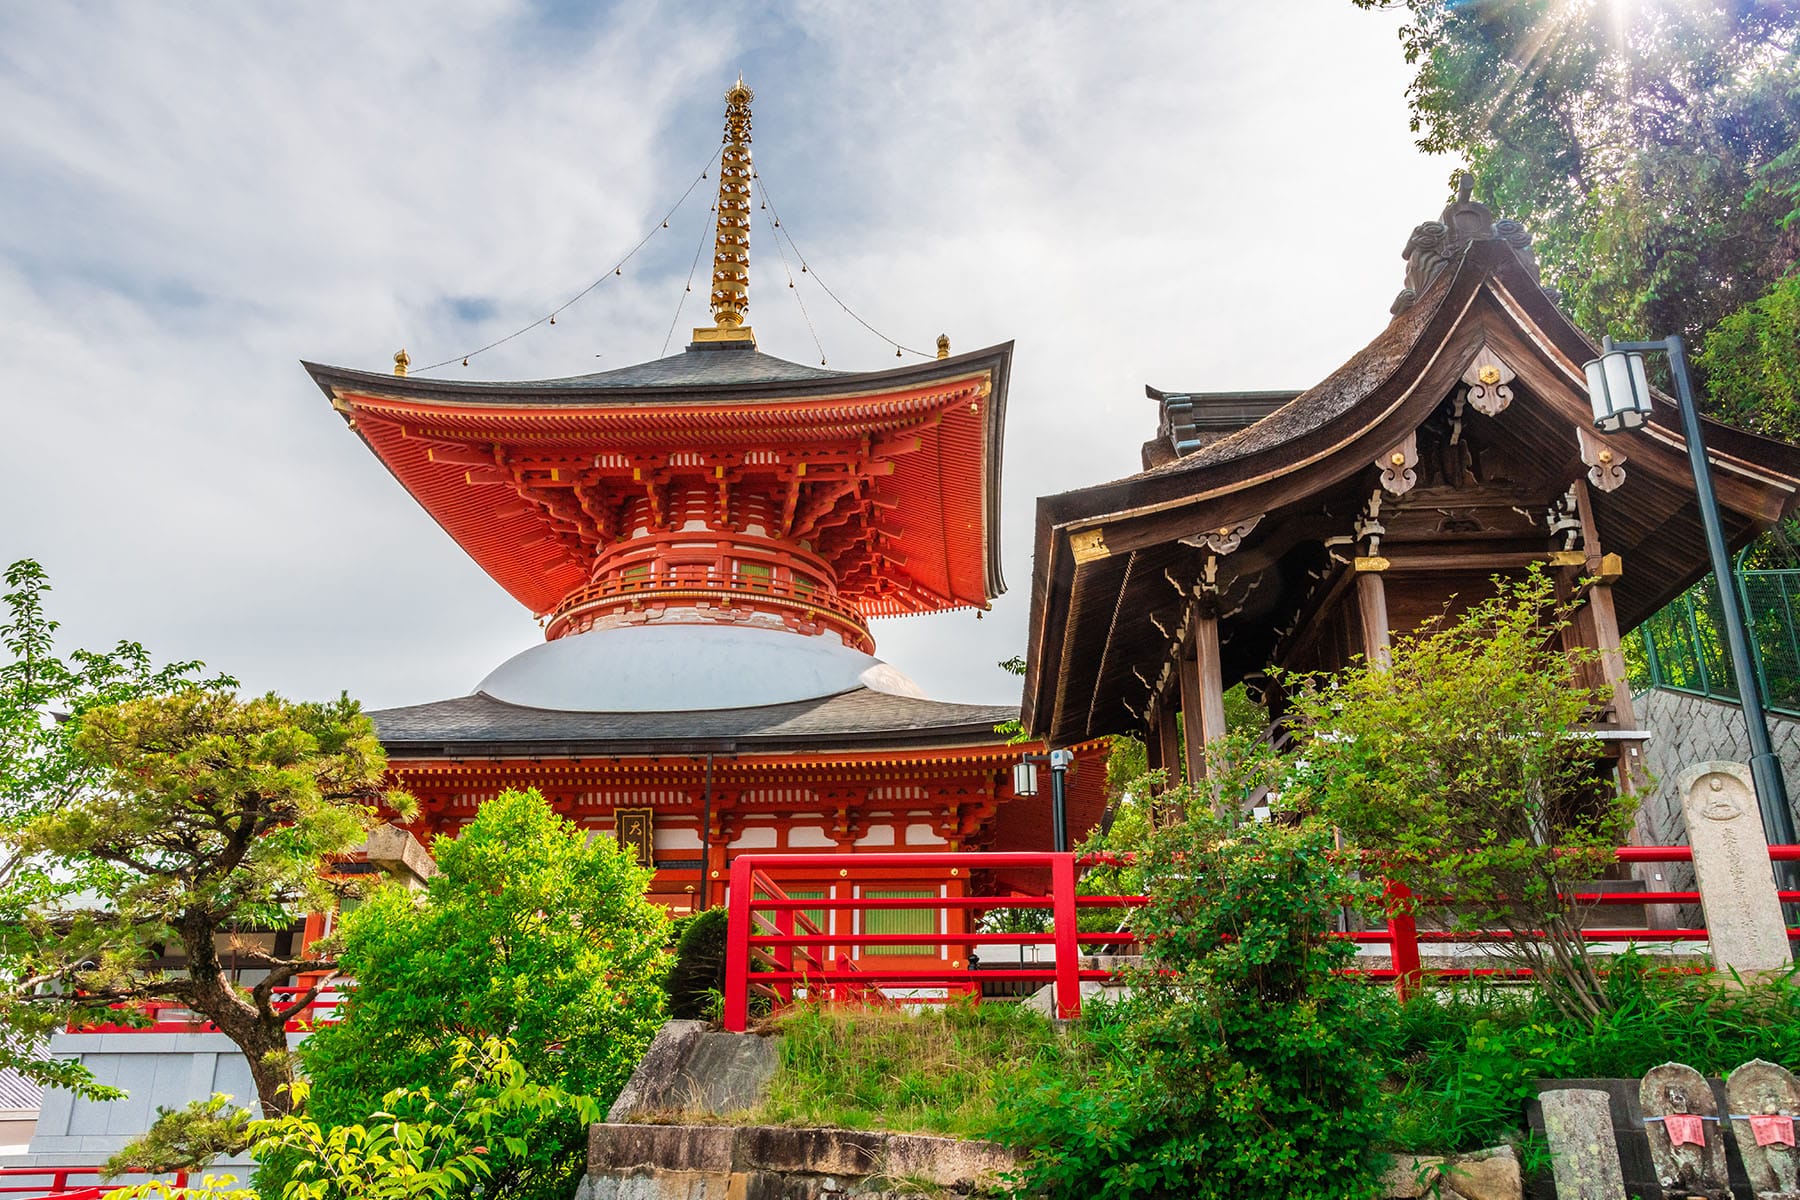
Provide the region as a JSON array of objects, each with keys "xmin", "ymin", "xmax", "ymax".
[
  {"xmin": 754, "ymin": 1002, "xmax": 1082, "ymax": 1139},
  {"xmin": 1383, "ymin": 959, "xmax": 1800, "ymax": 1153}
]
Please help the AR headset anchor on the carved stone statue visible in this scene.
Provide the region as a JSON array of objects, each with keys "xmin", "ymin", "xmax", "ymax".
[
  {"xmin": 1727, "ymin": 1059, "xmax": 1800, "ymax": 1199},
  {"xmin": 1641, "ymin": 1063, "xmax": 1731, "ymax": 1200}
]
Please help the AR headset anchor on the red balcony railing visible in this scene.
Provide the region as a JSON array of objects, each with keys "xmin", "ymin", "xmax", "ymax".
[
  {"xmin": 0, "ymin": 1167, "xmax": 186, "ymax": 1199},
  {"xmin": 67, "ymin": 984, "xmax": 346, "ymax": 1034},
  {"xmin": 723, "ymin": 846, "xmax": 1800, "ymax": 1028}
]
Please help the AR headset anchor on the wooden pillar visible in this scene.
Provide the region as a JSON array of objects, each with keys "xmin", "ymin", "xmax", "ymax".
[
  {"xmin": 1178, "ymin": 606, "xmax": 1228, "ymax": 785},
  {"xmin": 1356, "ymin": 567, "xmax": 1392, "ymax": 668},
  {"xmin": 1155, "ymin": 700, "xmax": 1181, "ymax": 787}
]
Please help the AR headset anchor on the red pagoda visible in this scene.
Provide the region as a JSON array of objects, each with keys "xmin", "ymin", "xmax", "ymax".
[{"xmin": 304, "ymin": 81, "xmax": 1106, "ymax": 942}]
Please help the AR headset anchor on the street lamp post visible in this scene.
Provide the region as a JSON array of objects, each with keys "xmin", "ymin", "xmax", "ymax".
[
  {"xmin": 1012, "ymin": 749, "xmax": 1074, "ymax": 852},
  {"xmin": 1584, "ymin": 334, "xmax": 1798, "ymax": 849}
]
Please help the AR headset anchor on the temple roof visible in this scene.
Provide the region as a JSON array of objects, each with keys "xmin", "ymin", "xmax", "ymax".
[
  {"xmin": 304, "ymin": 341, "xmax": 1013, "ymax": 619},
  {"xmin": 1023, "ymin": 220, "xmax": 1800, "ymax": 745},
  {"xmin": 370, "ymin": 686, "xmax": 1020, "ymax": 758},
  {"xmin": 302, "ymin": 342, "xmax": 998, "ymax": 408}
]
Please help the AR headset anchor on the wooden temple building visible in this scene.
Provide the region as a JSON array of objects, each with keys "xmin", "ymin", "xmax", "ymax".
[
  {"xmin": 305, "ymin": 81, "xmax": 1105, "ymax": 929},
  {"xmin": 1021, "ymin": 183, "xmax": 1800, "ymax": 819}
]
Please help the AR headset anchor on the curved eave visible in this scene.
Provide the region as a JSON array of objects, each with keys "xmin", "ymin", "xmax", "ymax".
[
  {"xmin": 309, "ymin": 344, "xmax": 1011, "ymax": 618},
  {"xmin": 1023, "ymin": 240, "xmax": 1800, "ymax": 740}
]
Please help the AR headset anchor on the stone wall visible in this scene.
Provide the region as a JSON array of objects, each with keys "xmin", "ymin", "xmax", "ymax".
[{"xmin": 1634, "ymin": 689, "xmax": 1800, "ymax": 846}]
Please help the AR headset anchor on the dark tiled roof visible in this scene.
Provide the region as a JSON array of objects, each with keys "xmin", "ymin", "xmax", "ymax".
[
  {"xmin": 1133, "ymin": 274, "xmax": 1450, "ymax": 480},
  {"xmin": 540, "ymin": 343, "xmax": 848, "ymax": 388},
  {"xmin": 372, "ymin": 688, "xmax": 1021, "ymax": 757}
]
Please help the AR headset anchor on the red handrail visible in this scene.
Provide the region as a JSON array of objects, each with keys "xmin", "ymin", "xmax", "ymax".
[
  {"xmin": 0, "ymin": 1167, "xmax": 188, "ymax": 1197},
  {"xmin": 722, "ymin": 845, "xmax": 1800, "ymax": 1027}
]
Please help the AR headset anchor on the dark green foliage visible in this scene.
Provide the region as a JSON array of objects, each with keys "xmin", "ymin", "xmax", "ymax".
[
  {"xmin": 1001, "ymin": 814, "xmax": 1394, "ymax": 1200},
  {"xmin": 664, "ymin": 906, "xmax": 729, "ymax": 1020},
  {"xmin": 105, "ymin": 1094, "xmax": 254, "ymax": 1176},
  {"xmin": 1697, "ymin": 272, "xmax": 1800, "ymax": 442},
  {"xmin": 1353, "ymin": 0, "xmax": 1800, "ymax": 345},
  {"xmin": 1384, "ymin": 960, "xmax": 1800, "ymax": 1153}
]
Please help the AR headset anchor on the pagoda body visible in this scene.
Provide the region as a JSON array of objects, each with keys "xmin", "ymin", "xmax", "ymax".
[{"xmin": 306, "ymin": 82, "xmax": 1104, "ymax": 930}]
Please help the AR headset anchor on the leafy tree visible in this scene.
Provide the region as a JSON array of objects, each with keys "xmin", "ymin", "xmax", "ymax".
[
  {"xmin": 0, "ymin": 560, "xmax": 237, "ymax": 1095},
  {"xmin": 4, "ymin": 688, "xmax": 394, "ymax": 1115},
  {"xmin": 1003, "ymin": 803, "xmax": 1393, "ymax": 1200},
  {"xmin": 1283, "ymin": 570, "xmax": 1637, "ymax": 1021},
  {"xmin": 107, "ymin": 1037, "xmax": 600, "ymax": 1200},
  {"xmin": 1355, "ymin": 0, "xmax": 1800, "ymax": 351},
  {"xmin": 299, "ymin": 790, "xmax": 670, "ymax": 1199},
  {"xmin": 1697, "ymin": 270, "xmax": 1800, "ymax": 442}
]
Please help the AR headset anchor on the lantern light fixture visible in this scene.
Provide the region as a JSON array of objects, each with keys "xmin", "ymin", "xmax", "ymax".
[{"xmin": 1583, "ymin": 336, "xmax": 1654, "ymax": 433}]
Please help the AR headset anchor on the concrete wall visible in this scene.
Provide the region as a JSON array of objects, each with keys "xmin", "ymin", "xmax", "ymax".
[{"xmin": 27, "ymin": 1031, "xmax": 301, "ymax": 1161}]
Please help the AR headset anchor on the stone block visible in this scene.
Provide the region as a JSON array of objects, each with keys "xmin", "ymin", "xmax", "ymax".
[
  {"xmin": 1679, "ymin": 761, "xmax": 1791, "ymax": 977},
  {"xmin": 1539, "ymin": 1088, "xmax": 1625, "ymax": 1200},
  {"xmin": 879, "ymin": 1132, "xmax": 1015, "ymax": 1188},
  {"xmin": 1444, "ymin": 1145, "xmax": 1521, "ymax": 1200},
  {"xmin": 360, "ymin": 824, "xmax": 437, "ymax": 886},
  {"xmin": 608, "ymin": 1020, "xmax": 709, "ymax": 1122},
  {"xmin": 732, "ymin": 1126, "xmax": 882, "ymax": 1176},
  {"xmin": 588, "ymin": 1124, "xmax": 734, "ymax": 1174},
  {"xmin": 684, "ymin": 1032, "xmax": 778, "ymax": 1116}
]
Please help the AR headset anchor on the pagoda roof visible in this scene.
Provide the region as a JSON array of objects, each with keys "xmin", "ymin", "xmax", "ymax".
[
  {"xmin": 369, "ymin": 686, "xmax": 1020, "ymax": 758},
  {"xmin": 1023, "ymin": 232, "xmax": 1800, "ymax": 745},
  {"xmin": 304, "ymin": 341, "xmax": 1013, "ymax": 619},
  {"xmin": 303, "ymin": 341, "xmax": 999, "ymax": 409}
]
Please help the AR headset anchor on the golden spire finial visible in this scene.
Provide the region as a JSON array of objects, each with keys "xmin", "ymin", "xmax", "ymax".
[
  {"xmin": 936, "ymin": 334, "xmax": 950, "ymax": 360},
  {"xmin": 393, "ymin": 348, "xmax": 410, "ymax": 377},
  {"xmin": 693, "ymin": 77, "xmax": 757, "ymax": 346}
]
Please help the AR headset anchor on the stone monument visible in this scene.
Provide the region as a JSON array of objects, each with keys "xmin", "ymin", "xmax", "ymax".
[
  {"xmin": 1540, "ymin": 1088, "xmax": 1626, "ymax": 1200},
  {"xmin": 1641, "ymin": 1062, "xmax": 1730, "ymax": 1199},
  {"xmin": 1726, "ymin": 1059, "xmax": 1800, "ymax": 1199},
  {"xmin": 1678, "ymin": 761, "xmax": 1792, "ymax": 978}
]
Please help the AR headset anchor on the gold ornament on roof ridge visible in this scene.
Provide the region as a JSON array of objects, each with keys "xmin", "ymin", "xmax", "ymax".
[{"xmin": 693, "ymin": 76, "xmax": 757, "ymax": 346}]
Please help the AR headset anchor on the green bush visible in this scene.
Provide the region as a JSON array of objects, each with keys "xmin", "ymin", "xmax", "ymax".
[
  {"xmin": 1001, "ymin": 812, "xmax": 1394, "ymax": 1200},
  {"xmin": 297, "ymin": 790, "xmax": 671, "ymax": 1200},
  {"xmin": 664, "ymin": 906, "xmax": 729, "ymax": 1020}
]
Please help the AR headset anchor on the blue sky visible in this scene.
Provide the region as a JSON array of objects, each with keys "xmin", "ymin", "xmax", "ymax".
[{"xmin": 1, "ymin": 1, "xmax": 1449, "ymax": 709}]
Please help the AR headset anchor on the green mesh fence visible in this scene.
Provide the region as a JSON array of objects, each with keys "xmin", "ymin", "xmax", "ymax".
[{"xmin": 1628, "ymin": 569, "xmax": 1800, "ymax": 717}]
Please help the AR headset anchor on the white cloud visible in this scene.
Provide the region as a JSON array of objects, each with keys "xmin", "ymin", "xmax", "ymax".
[{"xmin": 0, "ymin": 0, "xmax": 1450, "ymax": 712}]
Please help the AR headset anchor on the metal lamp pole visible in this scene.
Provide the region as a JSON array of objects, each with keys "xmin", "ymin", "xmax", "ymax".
[
  {"xmin": 1593, "ymin": 335, "xmax": 1797, "ymax": 847},
  {"xmin": 1014, "ymin": 749, "xmax": 1074, "ymax": 852}
]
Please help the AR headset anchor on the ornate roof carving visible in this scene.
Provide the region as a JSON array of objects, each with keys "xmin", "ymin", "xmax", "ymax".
[{"xmin": 1391, "ymin": 175, "xmax": 1539, "ymax": 316}]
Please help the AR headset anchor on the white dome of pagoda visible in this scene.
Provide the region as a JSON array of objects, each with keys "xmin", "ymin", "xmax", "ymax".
[{"xmin": 475, "ymin": 624, "xmax": 926, "ymax": 713}]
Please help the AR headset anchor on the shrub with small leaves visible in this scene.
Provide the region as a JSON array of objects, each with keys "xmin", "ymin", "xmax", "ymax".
[{"xmin": 1002, "ymin": 804, "xmax": 1394, "ymax": 1200}]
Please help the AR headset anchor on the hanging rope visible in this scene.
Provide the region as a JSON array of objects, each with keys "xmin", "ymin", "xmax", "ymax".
[
  {"xmin": 756, "ymin": 174, "xmax": 933, "ymax": 360},
  {"xmin": 414, "ymin": 145, "xmax": 724, "ymax": 373},
  {"xmin": 756, "ymin": 178, "xmax": 827, "ymax": 365},
  {"xmin": 661, "ymin": 194, "xmax": 721, "ymax": 358}
]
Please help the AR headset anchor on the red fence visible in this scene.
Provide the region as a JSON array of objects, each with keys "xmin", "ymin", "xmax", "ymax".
[
  {"xmin": 68, "ymin": 984, "xmax": 345, "ymax": 1034},
  {"xmin": 722, "ymin": 852, "xmax": 1145, "ymax": 1032},
  {"xmin": 0, "ymin": 1167, "xmax": 186, "ymax": 1200},
  {"xmin": 723, "ymin": 846, "xmax": 1800, "ymax": 1029}
]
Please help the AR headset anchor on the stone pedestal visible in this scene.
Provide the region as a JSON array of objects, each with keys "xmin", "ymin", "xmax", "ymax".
[{"xmin": 1679, "ymin": 762, "xmax": 1791, "ymax": 978}]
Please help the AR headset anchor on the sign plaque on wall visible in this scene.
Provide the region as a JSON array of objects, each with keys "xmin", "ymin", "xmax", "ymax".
[{"xmin": 614, "ymin": 808, "xmax": 654, "ymax": 866}]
